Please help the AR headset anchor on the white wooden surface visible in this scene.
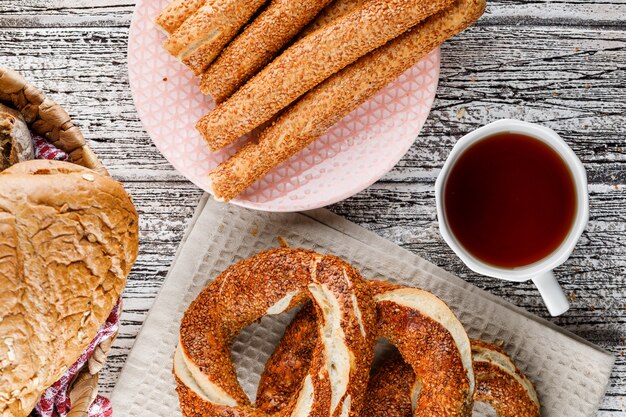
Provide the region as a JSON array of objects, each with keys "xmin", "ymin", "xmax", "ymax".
[{"xmin": 0, "ymin": 1, "xmax": 624, "ymax": 415}]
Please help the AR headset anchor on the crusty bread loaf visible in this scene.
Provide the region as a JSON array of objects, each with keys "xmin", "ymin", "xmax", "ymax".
[{"xmin": 0, "ymin": 160, "xmax": 139, "ymax": 417}]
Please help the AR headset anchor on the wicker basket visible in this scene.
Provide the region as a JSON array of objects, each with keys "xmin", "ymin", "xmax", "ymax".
[
  {"xmin": 0, "ymin": 67, "xmax": 116, "ymax": 417},
  {"xmin": 0, "ymin": 68, "xmax": 107, "ymax": 176}
]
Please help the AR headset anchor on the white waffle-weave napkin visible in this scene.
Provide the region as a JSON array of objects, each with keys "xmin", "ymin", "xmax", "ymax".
[{"xmin": 112, "ymin": 195, "xmax": 613, "ymax": 416}]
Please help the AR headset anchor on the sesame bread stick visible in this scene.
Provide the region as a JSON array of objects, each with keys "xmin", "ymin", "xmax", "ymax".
[
  {"xmin": 164, "ymin": 0, "xmax": 267, "ymax": 76},
  {"xmin": 208, "ymin": 0, "xmax": 486, "ymax": 202},
  {"xmin": 298, "ymin": 0, "xmax": 369, "ymax": 39},
  {"xmin": 199, "ymin": 0, "xmax": 334, "ymax": 103},
  {"xmin": 155, "ymin": 0, "xmax": 205, "ymax": 35},
  {"xmin": 196, "ymin": 0, "xmax": 454, "ymax": 151}
]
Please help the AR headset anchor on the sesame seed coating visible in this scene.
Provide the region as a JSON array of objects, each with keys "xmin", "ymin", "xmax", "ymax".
[
  {"xmin": 164, "ymin": 0, "xmax": 267, "ymax": 76},
  {"xmin": 297, "ymin": 0, "xmax": 369, "ymax": 40},
  {"xmin": 363, "ymin": 340, "xmax": 542, "ymax": 417},
  {"xmin": 257, "ymin": 293, "xmax": 542, "ymax": 417},
  {"xmin": 360, "ymin": 354, "xmax": 415, "ymax": 417},
  {"xmin": 200, "ymin": 0, "xmax": 334, "ymax": 103},
  {"xmin": 208, "ymin": 0, "xmax": 486, "ymax": 201},
  {"xmin": 256, "ymin": 303, "xmax": 319, "ymax": 414},
  {"xmin": 196, "ymin": 0, "xmax": 454, "ymax": 151},
  {"xmin": 257, "ymin": 280, "xmax": 475, "ymax": 417},
  {"xmin": 174, "ymin": 248, "xmax": 377, "ymax": 417},
  {"xmin": 155, "ymin": 0, "xmax": 205, "ymax": 35},
  {"xmin": 472, "ymin": 340, "xmax": 541, "ymax": 417}
]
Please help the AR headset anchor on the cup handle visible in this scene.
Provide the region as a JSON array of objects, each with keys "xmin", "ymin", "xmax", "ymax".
[{"xmin": 532, "ymin": 271, "xmax": 570, "ymax": 316}]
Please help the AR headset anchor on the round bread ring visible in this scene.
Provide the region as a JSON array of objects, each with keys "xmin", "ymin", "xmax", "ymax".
[
  {"xmin": 257, "ymin": 280, "xmax": 474, "ymax": 417},
  {"xmin": 355, "ymin": 341, "xmax": 541, "ymax": 417},
  {"xmin": 174, "ymin": 248, "xmax": 377, "ymax": 417},
  {"xmin": 472, "ymin": 340, "xmax": 541, "ymax": 417},
  {"xmin": 259, "ymin": 330, "xmax": 540, "ymax": 417}
]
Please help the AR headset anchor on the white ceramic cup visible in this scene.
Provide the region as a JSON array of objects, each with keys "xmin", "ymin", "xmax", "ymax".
[{"xmin": 435, "ymin": 119, "xmax": 589, "ymax": 316}]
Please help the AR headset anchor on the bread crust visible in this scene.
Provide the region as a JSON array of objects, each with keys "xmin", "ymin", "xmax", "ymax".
[
  {"xmin": 175, "ymin": 248, "xmax": 377, "ymax": 417},
  {"xmin": 200, "ymin": 0, "xmax": 333, "ymax": 103},
  {"xmin": 372, "ymin": 281, "xmax": 473, "ymax": 416},
  {"xmin": 163, "ymin": 0, "xmax": 267, "ymax": 76},
  {"xmin": 298, "ymin": 0, "xmax": 369, "ymax": 40},
  {"xmin": 155, "ymin": 0, "xmax": 205, "ymax": 35},
  {"xmin": 0, "ymin": 103, "xmax": 33, "ymax": 170},
  {"xmin": 353, "ymin": 341, "xmax": 540, "ymax": 417},
  {"xmin": 361, "ymin": 354, "xmax": 415, "ymax": 417},
  {"xmin": 361, "ymin": 341, "xmax": 541, "ymax": 417},
  {"xmin": 196, "ymin": 0, "xmax": 453, "ymax": 151},
  {"xmin": 256, "ymin": 303, "xmax": 319, "ymax": 414},
  {"xmin": 0, "ymin": 160, "xmax": 138, "ymax": 417},
  {"xmin": 472, "ymin": 340, "xmax": 541, "ymax": 417}
]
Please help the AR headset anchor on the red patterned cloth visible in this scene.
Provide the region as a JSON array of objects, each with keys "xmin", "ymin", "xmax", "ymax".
[
  {"xmin": 32, "ymin": 135, "xmax": 69, "ymax": 161},
  {"xmin": 31, "ymin": 302, "xmax": 120, "ymax": 417},
  {"xmin": 29, "ymin": 134, "xmax": 118, "ymax": 417}
]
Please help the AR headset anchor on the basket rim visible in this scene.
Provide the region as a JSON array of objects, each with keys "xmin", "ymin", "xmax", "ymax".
[{"xmin": 0, "ymin": 67, "xmax": 108, "ymax": 176}]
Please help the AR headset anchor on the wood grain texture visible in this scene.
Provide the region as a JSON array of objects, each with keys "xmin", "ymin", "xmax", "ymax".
[{"xmin": 0, "ymin": 1, "xmax": 624, "ymax": 415}]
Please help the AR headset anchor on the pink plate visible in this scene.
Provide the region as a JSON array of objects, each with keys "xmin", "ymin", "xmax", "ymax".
[{"xmin": 128, "ymin": 0, "xmax": 440, "ymax": 212}]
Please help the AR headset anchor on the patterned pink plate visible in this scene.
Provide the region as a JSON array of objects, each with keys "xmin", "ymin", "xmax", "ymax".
[{"xmin": 128, "ymin": 0, "xmax": 440, "ymax": 212}]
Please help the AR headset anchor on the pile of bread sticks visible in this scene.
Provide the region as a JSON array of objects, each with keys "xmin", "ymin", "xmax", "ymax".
[{"xmin": 157, "ymin": 0, "xmax": 486, "ymax": 201}]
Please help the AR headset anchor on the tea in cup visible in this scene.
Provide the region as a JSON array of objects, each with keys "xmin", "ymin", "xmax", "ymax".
[{"xmin": 435, "ymin": 119, "xmax": 589, "ymax": 316}]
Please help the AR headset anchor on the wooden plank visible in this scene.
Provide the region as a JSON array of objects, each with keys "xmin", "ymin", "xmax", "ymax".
[
  {"xmin": 482, "ymin": 1, "xmax": 626, "ymax": 28},
  {"xmin": 0, "ymin": 0, "xmax": 133, "ymax": 28},
  {"xmin": 1, "ymin": 0, "xmax": 625, "ymax": 27}
]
